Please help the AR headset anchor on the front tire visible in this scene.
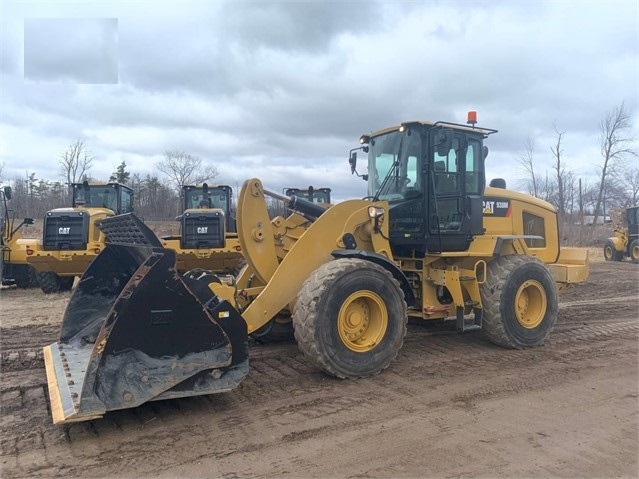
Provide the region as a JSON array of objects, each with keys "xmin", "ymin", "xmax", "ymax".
[
  {"xmin": 480, "ymin": 255, "xmax": 558, "ymax": 349},
  {"xmin": 629, "ymin": 239, "xmax": 639, "ymax": 264},
  {"xmin": 38, "ymin": 272, "xmax": 74, "ymax": 294},
  {"xmin": 293, "ymin": 258, "xmax": 407, "ymax": 379},
  {"xmin": 603, "ymin": 239, "xmax": 622, "ymax": 261}
]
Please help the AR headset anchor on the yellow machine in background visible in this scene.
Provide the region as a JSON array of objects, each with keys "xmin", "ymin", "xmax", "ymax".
[
  {"xmin": 25, "ymin": 181, "xmax": 134, "ymax": 293},
  {"xmin": 43, "ymin": 114, "xmax": 588, "ymax": 424},
  {"xmin": 284, "ymin": 186, "xmax": 331, "ymax": 204},
  {"xmin": 603, "ymin": 206, "xmax": 639, "ymax": 263},
  {"xmin": 158, "ymin": 183, "xmax": 244, "ymax": 275},
  {"xmin": 1, "ymin": 186, "xmax": 38, "ymax": 288}
]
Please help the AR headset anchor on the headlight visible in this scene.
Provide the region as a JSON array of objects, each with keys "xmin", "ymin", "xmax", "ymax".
[{"xmin": 368, "ymin": 206, "xmax": 384, "ymax": 218}]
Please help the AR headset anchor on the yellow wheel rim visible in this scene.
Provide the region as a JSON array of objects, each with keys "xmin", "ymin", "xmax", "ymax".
[
  {"xmin": 338, "ymin": 290, "xmax": 388, "ymax": 352},
  {"xmin": 515, "ymin": 280, "xmax": 547, "ymax": 329},
  {"xmin": 632, "ymin": 244, "xmax": 639, "ymax": 260}
]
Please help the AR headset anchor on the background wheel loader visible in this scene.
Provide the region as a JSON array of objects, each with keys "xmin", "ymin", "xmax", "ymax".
[
  {"xmin": 603, "ymin": 206, "xmax": 639, "ymax": 263},
  {"xmin": 25, "ymin": 181, "xmax": 134, "ymax": 293},
  {"xmin": 43, "ymin": 114, "xmax": 589, "ymax": 424},
  {"xmin": 1, "ymin": 185, "xmax": 38, "ymax": 288},
  {"xmin": 284, "ymin": 186, "xmax": 331, "ymax": 204},
  {"xmin": 269, "ymin": 186, "xmax": 332, "ymax": 218},
  {"xmin": 158, "ymin": 183, "xmax": 244, "ymax": 275}
]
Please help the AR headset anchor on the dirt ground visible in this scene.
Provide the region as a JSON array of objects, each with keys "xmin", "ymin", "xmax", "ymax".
[{"xmin": 0, "ymin": 256, "xmax": 637, "ymax": 478}]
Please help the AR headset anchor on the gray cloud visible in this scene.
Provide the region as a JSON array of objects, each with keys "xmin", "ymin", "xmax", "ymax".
[
  {"xmin": 1, "ymin": 1, "xmax": 637, "ymax": 201},
  {"xmin": 24, "ymin": 18, "xmax": 118, "ymax": 84}
]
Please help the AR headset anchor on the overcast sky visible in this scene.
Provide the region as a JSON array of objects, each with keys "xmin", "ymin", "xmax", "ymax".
[{"xmin": 1, "ymin": 1, "xmax": 637, "ymax": 201}]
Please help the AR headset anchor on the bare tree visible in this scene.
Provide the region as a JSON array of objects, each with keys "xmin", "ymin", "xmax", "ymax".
[
  {"xmin": 538, "ymin": 171, "xmax": 555, "ymax": 205},
  {"xmin": 623, "ymin": 165, "xmax": 639, "ymax": 206},
  {"xmin": 592, "ymin": 102, "xmax": 637, "ymax": 225},
  {"xmin": 612, "ymin": 160, "xmax": 639, "ymax": 207},
  {"xmin": 517, "ymin": 135, "xmax": 540, "ymax": 197},
  {"xmin": 156, "ymin": 150, "xmax": 218, "ymax": 193},
  {"xmin": 59, "ymin": 140, "xmax": 94, "ymax": 193},
  {"xmin": 550, "ymin": 123, "xmax": 569, "ymax": 216}
]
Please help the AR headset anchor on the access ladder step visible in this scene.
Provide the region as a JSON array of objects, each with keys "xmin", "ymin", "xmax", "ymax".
[{"xmin": 455, "ymin": 306, "xmax": 482, "ymax": 332}]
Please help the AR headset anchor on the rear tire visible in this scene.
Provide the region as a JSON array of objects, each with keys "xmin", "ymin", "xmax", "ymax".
[
  {"xmin": 630, "ymin": 239, "xmax": 639, "ymax": 264},
  {"xmin": 251, "ymin": 316, "xmax": 295, "ymax": 343},
  {"xmin": 480, "ymin": 255, "xmax": 558, "ymax": 349},
  {"xmin": 38, "ymin": 272, "xmax": 74, "ymax": 294},
  {"xmin": 293, "ymin": 258, "xmax": 407, "ymax": 379},
  {"xmin": 11, "ymin": 264, "xmax": 38, "ymax": 289}
]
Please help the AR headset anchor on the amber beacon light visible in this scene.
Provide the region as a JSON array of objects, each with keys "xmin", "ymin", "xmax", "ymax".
[{"xmin": 467, "ymin": 110, "xmax": 477, "ymax": 126}]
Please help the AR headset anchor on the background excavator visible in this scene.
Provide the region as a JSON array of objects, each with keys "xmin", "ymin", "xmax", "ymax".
[{"xmin": 43, "ymin": 114, "xmax": 589, "ymax": 424}]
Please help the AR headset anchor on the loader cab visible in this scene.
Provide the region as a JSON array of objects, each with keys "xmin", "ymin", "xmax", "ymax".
[
  {"xmin": 358, "ymin": 119, "xmax": 497, "ymax": 256},
  {"xmin": 72, "ymin": 182, "xmax": 134, "ymax": 215},
  {"xmin": 181, "ymin": 184, "xmax": 236, "ymax": 234},
  {"xmin": 41, "ymin": 182, "xmax": 134, "ymax": 251},
  {"xmin": 178, "ymin": 184, "xmax": 234, "ymax": 249},
  {"xmin": 626, "ymin": 206, "xmax": 639, "ymax": 238},
  {"xmin": 284, "ymin": 187, "xmax": 332, "ymax": 204},
  {"xmin": 182, "ymin": 184, "xmax": 233, "ymax": 213}
]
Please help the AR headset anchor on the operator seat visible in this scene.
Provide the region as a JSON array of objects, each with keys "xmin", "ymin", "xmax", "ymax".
[{"xmin": 434, "ymin": 161, "xmax": 455, "ymax": 193}]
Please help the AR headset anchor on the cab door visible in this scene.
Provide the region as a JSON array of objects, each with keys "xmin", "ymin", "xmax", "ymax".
[{"xmin": 427, "ymin": 131, "xmax": 484, "ymax": 252}]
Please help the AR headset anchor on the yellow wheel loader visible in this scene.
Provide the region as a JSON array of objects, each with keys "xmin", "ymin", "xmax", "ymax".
[
  {"xmin": 284, "ymin": 186, "xmax": 332, "ymax": 204},
  {"xmin": 158, "ymin": 183, "xmax": 244, "ymax": 275},
  {"xmin": 1, "ymin": 186, "xmax": 38, "ymax": 288},
  {"xmin": 25, "ymin": 181, "xmax": 134, "ymax": 293},
  {"xmin": 603, "ymin": 206, "xmax": 639, "ymax": 263},
  {"xmin": 43, "ymin": 115, "xmax": 589, "ymax": 424}
]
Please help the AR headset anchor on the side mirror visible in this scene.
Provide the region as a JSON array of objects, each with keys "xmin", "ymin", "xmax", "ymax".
[
  {"xmin": 483, "ymin": 145, "xmax": 489, "ymax": 159},
  {"xmin": 3, "ymin": 186, "xmax": 12, "ymax": 200},
  {"xmin": 349, "ymin": 151, "xmax": 357, "ymax": 174}
]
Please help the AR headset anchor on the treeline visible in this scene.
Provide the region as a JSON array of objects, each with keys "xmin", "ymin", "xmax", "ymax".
[
  {"xmin": 2, "ymin": 149, "xmax": 221, "ymax": 221},
  {"xmin": 1, "ymin": 102, "xmax": 636, "ymax": 246},
  {"xmin": 514, "ymin": 102, "xmax": 638, "ymax": 246},
  {"xmin": 5, "ymin": 172, "xmax": 180, "ymax": 221}
]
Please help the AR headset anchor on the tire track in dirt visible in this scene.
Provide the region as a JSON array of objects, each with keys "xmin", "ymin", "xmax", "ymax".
[
  {"xmin": 558, "ymin": 295, "xmax": 638, "ymax": 308},
  {"xmin": 2, "ymin": 316, "xmax": 636, "ymax": 444},
  {"xmin": 1, "ymin": 260, "xmax": 637, "ymax": 478},
  {"xmin": 5, "ymin": 319, "xmax": 636, "ymax": 479}
]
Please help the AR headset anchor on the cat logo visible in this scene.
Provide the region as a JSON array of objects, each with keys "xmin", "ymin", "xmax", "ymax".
[
  {"xmin": 58, "ymin": 227, "xmax": 71, "ymax": 235},
  {"xmin": 483, "ymin": 198, "xmax": 511, "ymax": 217},
  {"xmin": 197, "ymin": 227, "xmax": 208, "ymax": 234},
  {"xmin": 483, "ymin": 200, "xmax": 495, "ymax": 214}
]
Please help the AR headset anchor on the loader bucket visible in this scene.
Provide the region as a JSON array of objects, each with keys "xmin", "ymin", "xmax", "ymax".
[{"xmin": 43, "ymin": 213, "xmax": 248, "ymax": 424}]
